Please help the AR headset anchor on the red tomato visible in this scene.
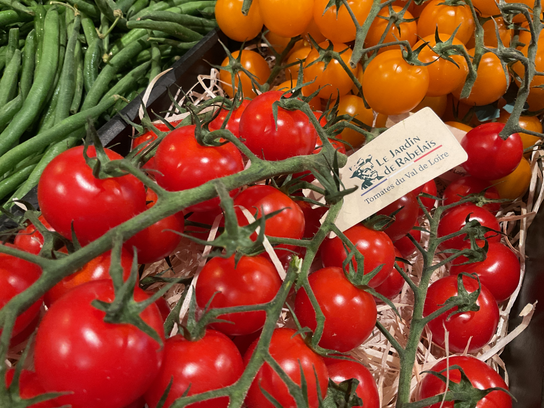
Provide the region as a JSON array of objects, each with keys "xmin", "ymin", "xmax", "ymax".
[
  {"xmin": 423, "ymin": 275, "xmax": 499, "ymax": 353},
  {"xmin": 14, "ymin": 215, "xmax": 55, "ymax": 255},
  {"xmin": 154, "ymin": 125, "xmax": 244, "ymax": 212},
  {"xmin": 208, "ymin": 99, "xmax": 250, "ymax": 138},
  {"xmin": 195, "ymin": 254, "xmax": 282, "ymax": 336},
  {"xmin": 144, "ymin": 330, "xmax": 244, "ymax": 408},
  {"xmin": 44, "ymin": 247, "xmax": 134, "ymax": 307},
  {"xmin": 326, "ymin": 360, "xmax": 380, "ymax": 408},
  {"xmin": 34, "ymin": 280, "xmax": 165, "ymax": 408},
  {"xmin": 244, "ymin": 328, "xmax": 329, "ymax": 408},
  {"xmin": 0, "ymin": 245, "xmax": 43, "ymax": 339},
  {"xmin": 417, "ymin": 356, "xmax": 512, "ymax": 407},
  {"xmin": 184, "ymin": 206, "xmax": 224, "ymax": 239},
  {"xmin": 238, "ymin": 91, "xmax": 318, "ymax": 161},
  {"xmin": 125, "ymin": 188, "xmax": 184, "ymax": 264},
  {"xmin": 374, "ymin": 247, "xmax": 407, "ymax": 300},
  {"xmin": 442, "ymin": 175, "xmax": 501, "ymax": 214},
  {"xmin": 362, "ymin": 49, "xmax": 430, "ymax": 115},
  {"xmin": 394, "ymin": 223, "xmax": 422, "ymax": 258},
  {"xmin": 294, "ymin": 266, "xmax": 377, "ymax": 352},
  {"xmin": 5, "ymin": 368, "xmax": 61, "ymax": 408},
  {"xmin": 461, "ymin": 123, "xmax": 522, "ymax": 181},
  {"xmin": 38, "ymin": 146, "xmax": 147, "ymax": 245},
  {"xmin": 417, "ymin": 179, "xmax": 438, "ymax": 214},
  {"xmin": 437, "ymin": 203, "xmax": 501, "ymax": 250},
  {"xmin": 450, "ymin": 241, "xmax": 520, "ymax": 303},
  {"xmin": 377, "ymin": 191, "xmax": 419, "ymax": 242},
  {"xmin": 233, "ymin": 185, "xmax": 305, "ymax": 263},
  {"xmin": 320, "ymin": 224, "xmax": 396, "ymax": 288}
]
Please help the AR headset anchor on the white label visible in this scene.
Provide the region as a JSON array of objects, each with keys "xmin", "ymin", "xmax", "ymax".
[{"xmin": 331, "ymin": 108, "xmax": 468, "ymax": 232}]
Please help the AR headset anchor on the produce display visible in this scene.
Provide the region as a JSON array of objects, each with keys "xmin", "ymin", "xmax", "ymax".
[
  {"xmin": 0, "ymin": 0, "xmax": 217, "ymax": 206},
  {"xmin": 0, "ymin": 0, "xmax": 543, "ymax": 407}
]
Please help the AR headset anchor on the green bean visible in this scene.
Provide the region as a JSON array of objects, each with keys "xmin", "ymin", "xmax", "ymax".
[
  {"xmin": 0, "ymin": 162, "xmax": 37, "ymax": 201},
  {"xmin": 95, "ymin": 0, "xmax": 127, "ymax": 28},
  {"xmin": 81, "ymin": 35, "xmax": 150, "ymax": 110},
  {"xmin": 102, "ymin": 60, "xmax": 151, "ymax": 101},
  {"xmin": 0, "ymin": 0, "xmax": 34, "ymax": 15},
  {"xmin": 19, "ymin": 29, "xmax": 35, "ymax": 100},
  {"xmin": 6, "ymin": 132, "xmax": 81, "ymax": 204},
  {"xmin": 0, "ymin": 8, "xmax": 60, "ymax": 157},
  {"xmin": 5, "ymin": 28, "xmax": 19, "ymax": 64},
  {"xmin": 54, "ymin": 14, "xmax": 81, "ymax": 125},
  {"xmin": 126, "ymin": 20, "xmax": 202, "ymax": 42},
  {"xmin": 138, "ymin": 10, "xmax": 216, "ymax": 34},
  {"xmin": 83, "ymin": 36, "xmax": 102, "ymax": 93},
  {"xmin": 0, "ymin": 9, "xmax": 33, "ymax": 26},
  {"xmin": 130, "ymin": 1, "xmax": 171, "ymax": 20},
  {"xmin": 126, "ymin": 0, "xmax": 149, "ymax": 18},
  {"xmin": 0, "ymin": 49, "xmax": 21, "ymax": 107},
  {"xmin": 70, "ymin": 41, "xmax": 84, "ymax": 114},
  {"xmin": 107, "ymin": 28, "xmax": 147, "ymax": 57},
  {"xmin": 33, "ymin": 3, "xmax": 46, "ymax": 70},
  {"xmin": 171, "ymin": 0, "xmax": 215, "ymax": 14},
  {"xmin": 81, "ymin": 13, "xmax": 99, "ymax": 45},
  {"xmin": 117, "ymin": 0, "xmax": 138, "ymax": 14},
  {"xmin": 147, "ymin": 37, "xmax": 199, "ymax": 50},
  {"xmin": 0, "ymin": 94, "xmax": 22, "ymax": 133},
  {"xmin": 0, "ymin": 95, "xmax": 118, "ymax": 176},
  {"xmin": 135, "ymin": 44, "xmax": 173, "ymax": 64},
  {"xmin": 65, "ymin": 0, "xmax": 100, "ymax": 20},
  {"xmin": 37, "ymin": 83, "xmax": 60, "ymax": 133},
  {"xmin": 99, "ymin": 13, "xmax": 110, "ymax": 55},
  {"xmin": 149, "ymin": 41, "xmax": 161, "ymax": 82}
]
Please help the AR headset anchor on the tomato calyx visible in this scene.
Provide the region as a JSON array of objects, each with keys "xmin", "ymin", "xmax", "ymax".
[
  {"xmin": 419, "ymin": 364, "xmax": 514, "ymax": 406},
  {"xmin": 322, "ymin": 378, "xmax": 364, "ymax": 408}
]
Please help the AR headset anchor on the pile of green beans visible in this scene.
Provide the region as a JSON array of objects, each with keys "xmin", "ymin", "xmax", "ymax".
[{"xmin": 0, "ymin": 0, "xmax": 216, "ymax": 206}]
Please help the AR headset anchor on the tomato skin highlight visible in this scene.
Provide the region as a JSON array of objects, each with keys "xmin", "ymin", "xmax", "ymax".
[
  {"xmin": 238, "ymin": 90, "xmax": 318, "ymax": 161},
  {"xmin": 320, "ymin": 224, "xmax": 396, "ymax": 288},
  {"xmin": 144, "ymin": 330, "xmax": 244, "ymax": 408},
  {"xmin": 417, "ymin": 355, "xmax": 512, "ymax": 408},
  {"xmin": 424, "ymin": 275, "xmax": 499, "ymax": 353},
  {"xmin": 38, "ymin": 146, "xmax": 147, "ymax": 245},
  {"xmin": 195, "ymin": 254, "xmax": 282, "ymax": 336},
  {"xmin": 294, "ymin": 266, "xmax": 377, "ymax": 352},
  {"xmin": 244, "ymin": 328, "xmax": 329, "ymax": 408},
  {"xmin": 34, "ymin": 280, "xmax": 165, "ymax": 408},
  {"xmin": 461, "ymin": 122, "xmax": 522, "ymax": 181}
]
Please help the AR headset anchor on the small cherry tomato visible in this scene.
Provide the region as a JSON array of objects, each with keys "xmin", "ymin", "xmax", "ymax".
[
  {"xmin": 416, "ymin": 179, "xmax": 438, "ymax": 214},
  {"xmin": 365, "ymin": 6, "xmax": 417, "ymax": 51},
  {"xmin": 373, "ymin": 247, "xmax": 407, "ymax": 300},
  {"xmin": 424, "ymin": 274, "xmax": 499, "ymax": 353},
  {"xmin": 418, "ymin": 355, "xmax": 512, "ymax": 407},
  {"xmin": 14, "ymin": 215, "xmax": 55, "ymax": 255},
  {"xmin": 326, "ymin": 360, "xmax": 380, "ymax": 408},
  {"xmin": 461, "ymin": 122, "xmax": 523, "ymax": 181},
  {"xmin": 5, "ymin": 369, "xmax": 62, "ymax": 408},
  {"xmin": 417, "ymin": 0, "xmax": 475, "ymax": 44},
  {"xmin": 320, "ymin": 224, "xmax": 396, "ymax": 288},
  {"xmin": 362, "ymin": 49, "xmax": 430, "ymax": 115},
  {"xmin": 313, "ymin": 0, "xmax": 373, "ymax": 44},
  {"xmin": 442, "ymin": 175, "xmax": 501, "ymax": 214},
  {"xmin": 285, "ymin": 46, "xmax": 311, "ymax": 80},
  {"xmin": 208, "ymin": 99, "xmax": 250, "ymax": 138},
  {"xmin": 450, "ymin": 241, "xmax": 520, "ymax": 303},
  {"xmin": 335, "ymin": 94, "xmax": 374, "ymax": 148},
  {"xmin": 394, "ymin": 222, "xmax": 422, "ymax": 258},
  {"xmin": 259, "ymin": 0, "xmax": 314, "ymax": 38},
  {"xmin": 497, "ymin": 110, "xmax": 543, "ymax": 152},
  {"xmin": 244, "ymin": 328, "xmax": 329, "ymax": 408},
  {"xmin": 294, "ymin": 266, "xmax": 377, "ymax": 352},
  {"xmin": 491, "ymin": 157, "xmax": 532, "ymax": 200},
  {"xmin": 412, "ymin": 95, "xmax": 448, "ymax": 117},
  {"xmin": 215, "ymin": 0, "xmax": 263, "ymax": 42},
  {"xmin": 220, "ymin": 49, "xmax": 271, "ymax": 99},
  {"xmin": 195, "ymin": 254, "xmax": 282, "ymax": 336},
  {"xmin": 377, "ymin": 191, "xmax": 419, "ymax": 242}
]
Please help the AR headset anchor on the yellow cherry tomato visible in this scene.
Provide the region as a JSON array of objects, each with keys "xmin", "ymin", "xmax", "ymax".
[
  {"xmin": 492, "ymin": 158, "xmax": 532, "ymax": 200},
  {"xmin": 336, "ymin": 95, "xmax": 375, "ymax": 148}
]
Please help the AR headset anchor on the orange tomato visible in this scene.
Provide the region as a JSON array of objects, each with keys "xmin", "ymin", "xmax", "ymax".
[
  {"xmin": 285, "ymin": 46, "xmax": 312, "ymax": 81},
  {"xmin": 336, "ymin": 95, "xmax": 375, "ymax": 148},
  {"xmin": 365, "ymin": 6, "xmax": 418, "ymax": 51},
  {"xmin": 220, "ymin": 50, "xmax": 271, "ymax": 99},
  {"xmin": 313, "ymin": 0, "xmax": 373, "ymax": 44},
  {"xmin": 512, "ymin": 40, "xmax": 544, "ymax": 111},
  {"xmin": 417, "ymin": 0, "xmax": 475, "ymax": 44},
  {"xmin": 215, "ymin": 0, "xmax": 263, "ymax": 42},
  {"xmin": 415, "ymin": 33, "xmax": 468, "ymax": 97},
  {"xmin": 492, "ymin": 158, "xmax": 532, "ymax": 200},
  {"xmin": 473, "ymin": 0, "xmax": 539, "ymax": 22},
  {"xmin": 498, "ymin": 111, "xmax": 543, "ymax": 151},
  {"xmin": 466, "ymin": 17, "xmax": 512, "ymax": 48},
  {"xmin": 273, "ymin": 79, "xmax": 322, "ymax": 111},
  {"xmin": 259, "ymin": 0, "xmax": 314, "ymax": 38},
  {"xmin": 445, "ymin": 121, "xmax": 473, "ymax": 132},
  {"xmin": 412, "ymin": 95, "xmax": 448, "ymax": 117}
]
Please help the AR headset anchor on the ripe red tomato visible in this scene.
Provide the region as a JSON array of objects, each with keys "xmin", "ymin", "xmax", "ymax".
[
  {"xmin": 14, "ymin": 215, "xmax": 55, "ymax": 255},
  {"xmin": 362, "ymin": 49, "xmax": 430, "ymax": 115},
  {"xmin": 424, "ymin": 274, "xmax": 499, "ymax": 353},
  {"xmin": 374, "ymin": 247, "xmax": 407, "ymax": 300},
  {"xmin": 302, "ymin": 41, "xmax": 358, "ymax": 100},
  {"xmin": 450, "ymin": 241, "xmax": 520, "ymax": 303},
  {"xmin": 244, "ymin": 328, "xmax": 329, "ymax": 408},
  {"xmin": 461, "ymin": 123, "xmax": 522, "ymax": 181},
  {"xmin": 377, "ymin": 191, "xmax": 419, "ymax": 242},
  {"xmin": 394, "ymin": 223, "xmax": 422, "ymax": 258},
  {"xmin": 195, "ymin": 254, "xmax": 282, "ymax": 336},
  {"xmin": 154, "ymin": 125, "xmax": 244, "ymax": 212},
  {"xmin": 320, "ymin": 224, "xmax": 396, "ymax": 288},
  {"xmin": 44, "ymin": 247, "xmax": 134, "ymax": 307},
  {"xmin": 437, "ymin": 203, "xmax": 501, "ymax": 250},
  {"xmin": 144, "ymin": 330, "xmax": 244, "ymax": 408},
  {"xmin": 294, "ymin": 266, "xmax": 377, "ymax": 352},
  {"xmin": 38, "ymin": 146, "xmax": 147, "ymax": 245},
  {"xmin": 0, "ymin": 245, "xmax": 43, "ymax": 339},
  {"xmin": 418, "ymin": 355, "xmax": 512, "ymax": 407},
  {"xmin": 125, "ymin": 188, "xmax": 184, "ymax": 264},
  {"xmin": 442, "ymin": 175, "xmax": 501, "ymax": 214},
  {"xmin": 326, "ymin": 360, "xmax": 380, "ymax": 408},
  {"xmin": 5, "ymin": 368, "xmax": 61, "ymax": 408},
  {"xmin": 34, "ymin": 280, "xmax": 165, "ymax": 408},
  {"xmin": 238, "ymin": 91, "xmax": 318, "ymax": 161},
  {"xmin": 208, "ymin": 99, "xmax": 250, "ymax": 138},
  {"xmin": 416, "ymin": 179, "xmax": 438, "ymax": 214},
  {"xmin": 233, "ymin": 185, "xmax": 305, "ymax": 262}
]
